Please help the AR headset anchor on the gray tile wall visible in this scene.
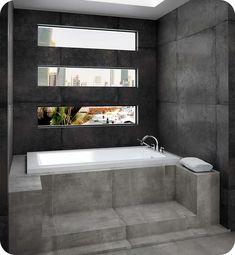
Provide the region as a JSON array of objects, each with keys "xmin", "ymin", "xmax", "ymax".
[
  {"xmin": 156, "ymin": 0, "xmax": 235, "ymax": 230},
  {"xmin": 0, "ymin": 1, "xmax": 14, "ymax": 250},
  {"xmin": 13, "ymin": 9, "xmax": 157, "ymax": 154}
]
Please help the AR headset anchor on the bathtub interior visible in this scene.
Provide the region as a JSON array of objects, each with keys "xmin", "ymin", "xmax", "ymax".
[{"xmin": 26, "ymin": 146, "xmax": 178, "ymax": 175}]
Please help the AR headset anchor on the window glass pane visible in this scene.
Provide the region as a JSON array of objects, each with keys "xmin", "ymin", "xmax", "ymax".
[
  {"xmin": 38, "ymin": 26, "xmax": 137, "ymax": 51},
  {"xmin": 38, "ymin": 67, "xmax": 136, "ymax": 87},
  {"xmin": 38, "ymin": 106, "xmax": 137, "ymax": 126}
]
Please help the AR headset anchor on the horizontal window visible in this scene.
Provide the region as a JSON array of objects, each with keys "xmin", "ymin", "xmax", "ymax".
[
  {"xmin": 38, "ymin": 25, "xmax": 137, "ymax": 51},
  {"xmin": 38, "ymin": 67, "xmax": 137, "ymax": 87},
  {"xmin": 38, "ymin": 106, "xmax": 137, "ymax": 126}
]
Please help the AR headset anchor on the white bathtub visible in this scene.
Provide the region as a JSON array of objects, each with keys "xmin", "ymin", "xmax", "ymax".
[{"xmin": 27, "ymin": 146, "xmax": 179, "ymax": 175}]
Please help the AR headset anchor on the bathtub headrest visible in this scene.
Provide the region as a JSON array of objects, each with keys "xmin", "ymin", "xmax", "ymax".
[{"xmin": 179, "ymin": 157, "xmax": 213, "ymax": 172}]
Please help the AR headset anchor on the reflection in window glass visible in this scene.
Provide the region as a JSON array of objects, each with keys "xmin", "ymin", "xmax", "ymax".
[
  {"xmin": 38, "ymin": 67, "xmax": 136, "ymax": 87},
  {"xmin": 38, "ymin": 106, "xmax": 137, "ymax": 126},
  {"xmin": 38, "ymin": 26, "xmax": 137, "ymax": 51}
]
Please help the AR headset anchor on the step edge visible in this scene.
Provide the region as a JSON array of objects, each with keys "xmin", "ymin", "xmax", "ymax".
[
  {"xmin": 129, "ymin": 225, "xmax": 230, "ymax": 248},
  {"xmin": 35, "ymin": 240, "xmax": 132, "ymax": 255}
]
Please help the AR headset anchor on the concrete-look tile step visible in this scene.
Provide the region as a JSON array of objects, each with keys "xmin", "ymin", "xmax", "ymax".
[
  {"xmin": 129, "ymin": 225, "xmax": 230, "ymax": 248},
  {"xmin": 58, "ymin": 240, "xmax": 131, "ymax": 255},
  {"xmin": 115, "ymin": 201, "xmax": 198, "ymax": 239},
  {"xmin": 42, "ymin": 208, "xmax": 127, "ymax": 250},
  {"xmin": 34, "ymin": 240, "xmax": 131, "ymax": 255}
]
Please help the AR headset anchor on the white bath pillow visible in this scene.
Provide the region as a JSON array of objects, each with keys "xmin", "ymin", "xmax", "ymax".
[{"xmin": 179, "ymin": 157, "xmax": 213, "ymax": 172}]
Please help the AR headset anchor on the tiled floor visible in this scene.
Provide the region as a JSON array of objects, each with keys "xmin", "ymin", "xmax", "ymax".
[{"xmin": 98, "ymin": 232, "xmax": 235, "ymax": 255}]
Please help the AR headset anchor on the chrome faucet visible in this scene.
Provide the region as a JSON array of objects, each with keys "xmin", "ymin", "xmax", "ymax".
[{"xmin": 138, "ymin": 135, "xmax": 159, "ymax": 151}]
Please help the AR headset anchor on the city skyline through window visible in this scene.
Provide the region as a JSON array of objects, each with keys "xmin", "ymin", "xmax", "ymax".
[{"xmin": 38, "ymin": 67, "xmax": 136, "ymax": 87}]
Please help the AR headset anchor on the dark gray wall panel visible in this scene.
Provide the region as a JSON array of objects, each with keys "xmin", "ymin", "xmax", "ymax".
[
  {"xmin": 177, "ymin": 104, "xmax": 216, "ymax": 163},
  {"xmin": 216, "ymin": 22, "xmax": 229, "ymax": 105},
  {"xmin": 177, "ymin": 29, "xmax": 216, "ymax": 105},
  {"xmin": 118, "ymin": 49, "xmax": 156, "ymax": 88},
  {"xmin": 156, "ymin": 103, "xmax": 178, "ymax": 153},
  {"xmin": 60, "ymin": 87, "xmax": 119, "ymax": 105},
  {"xmin": 216, "ymin": 105, "xmax": 229, "ymax": 185},
  {"xmin": 61, "ymin": 13, "xmax": 119, "ymax": 29},
  {"xmin": 0, "ymin": 4, "xmax": 8, "ymax": 106},
  {"xmin": 229, "ymin": 104, "xmax": 235, "ymax": 158},
  {"xmin": 229, "ymin": 22, "xmax": 235, "ymax": 105},
  {"xmin": 216, "ymin": 0, "xmax": 235, "ymax": 23},
  {"xmin": 13, "ymin": 103, "xmax": 62, "ymax": 155},
  {"xmin": 156, "ymin": 42, "xmax": 177, "ymax": 103},
  {"xmin": 156, "ymin": 10, "xmax": 177, "ymax": 46},
  {"xmin": 14, "ymin": 9, "xmax": 60, "ymax": 42},
  {"xmin": 118, "ymin": 18, "xmax": 156, "ymax": 48},
  {"xmin": 229, "ymin": 159, "xmax": 235, "ymax": 188},
  {"xmin": 228, "ymin": 20, "xmax": 235, "ymax": 229},
  {"xmin": 60, "ymin": 48, "xmax": 118, "ymax": 67},
  {"xmin": 177, "ymin": 0, "xmax": 218, "ymax": 40},
  {"xmin": 0, "ymin": 107, "xmax": 8, "ymax": 215}
]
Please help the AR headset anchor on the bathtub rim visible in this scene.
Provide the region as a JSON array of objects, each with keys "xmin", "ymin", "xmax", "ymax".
[{"xmin": 26, "ymin": 146, "xmax": 180, "ymax": 176}]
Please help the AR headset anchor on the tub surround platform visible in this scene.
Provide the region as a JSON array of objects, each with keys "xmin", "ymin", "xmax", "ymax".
[{"xmin": 9, "ymin": 154, "xmax": 227, "ymax": 255}]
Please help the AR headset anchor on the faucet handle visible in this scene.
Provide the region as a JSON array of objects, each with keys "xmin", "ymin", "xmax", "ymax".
[
  {"xmin": 151, "ymin": 143, "xmax": 156, "ymax": 149},
  {"xmin": 160, "ymin": 147, "xmax": 165, "ymax": 153},
  {"xmin": 137, "ymin": 138, "xmax": 143, "ymax": 145}
]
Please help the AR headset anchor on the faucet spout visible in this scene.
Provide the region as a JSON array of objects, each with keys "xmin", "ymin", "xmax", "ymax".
[{"xmin": 139, "ymin": 135, "xmax": 159, "ymax": 151}]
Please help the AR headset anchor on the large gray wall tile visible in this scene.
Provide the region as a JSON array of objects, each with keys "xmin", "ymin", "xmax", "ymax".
[
  {"xmin": 0, "ymin": 107, "xmax": 8, "ymax": 216},
  {"xmin": 14, "ymin": 9, "xmax": 61, "ymax": 42},
  {"xmin": 216, "ymin": 104, "xmax": 229, "ymax": 169},
  {"xmin": 118, "ymin": 18, "xmax": 156, "ymax": 48},
  {"xmin": 156, "ymin": 10, "xmax": 177, "ymax": 45},
  {"xmin": 229, "ymin": 104, "xmax": 235, "ymax": 157},
  {"xmin": 215, "ymin": 0, "xmax": 234, "ymax": 24},
  {"xmin": 0, "ymin": 216, "xmax": 8, "ymax": 250},
  {"xmin": 113, "ymin": 166, "xmax": 175, "ymax": 207},
  {"xmin": 52, "ymin": 172, "xmax": 112, "ymax": 213},
  {"xmin": 177, "ymin": 0, "xmax": 216, "ymax": 40},
  {"xmin": 177, "ymin": 104, "xmax": 216, "ymax": 163},
  {"xmin": 61, "ymin": 125, "xmax": 143, "ymax": 150},
  {"xmin": 229, "ymin": 22, "xmax": 235, "ymax": 105},
  {"xmin": 0, "ymin": 4, "xmax": 8, "ymax": 106},
  {"xmin": 177, "ymin": 29, "xmax": 216, "ymax": 104},
  {"xmin": 13, "ymin": 103, "xmax": 62, "ymax": 154},
  {"xmin": 156, "ymin": 41, "xmax": 177, "ymax": 103},
  {"xmin": 176, "ymin": 166, "xmax": 197, "ymax": 214},
  {"xmin": 60, "ymin": 48, "xmax": 118, "ymax": 67},
  {"xmin": 61, "ymin": 13, "xmax": 119, "ymax": 28},
  {"xmin": 216, "ymin": 22, "xmax": 229, "ymax": 105},
  {"xmin": 228, "ymin": 190, "xmax": 235, "ymax": 230},
  {"xmin": 60, "ymin": 87, "xmax": 119, "ymax": 105},
  {"xmin": 156, "ymin": 103, "xmax": 178, "ymax": 154},
  {"xmin": 118, "ymin": 48, "xmax": 157, "ymax": 88},
  {"xmin": 228, "ymin": 4, "xmax": 235, "ymax": 21}
]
